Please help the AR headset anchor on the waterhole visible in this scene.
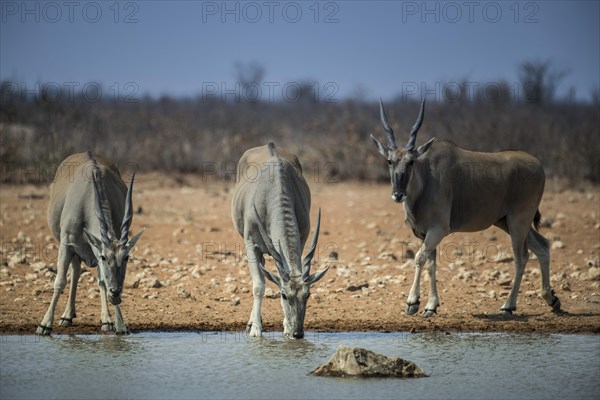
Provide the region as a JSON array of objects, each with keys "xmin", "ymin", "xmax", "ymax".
[{"xmin": 1, "ymin": 332, "xmax": 598, "ymax": 399}]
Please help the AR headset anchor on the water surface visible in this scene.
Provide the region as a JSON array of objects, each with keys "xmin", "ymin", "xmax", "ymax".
[{"xmin": 1, "ymin": 331, "xmax": 599, "ymax": 399}]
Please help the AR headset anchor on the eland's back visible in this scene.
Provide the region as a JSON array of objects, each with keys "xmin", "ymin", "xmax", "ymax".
[
  {"xmin": 410, "ymin": 139, "xmax": 545, "ymax": 234},
  {"xmin": 231, "ymin": 143, "xmax": 310, "ymax": 249},
  {"xmin": 48, "ymin": 152, "xmax": 126, "ymax": 246}
]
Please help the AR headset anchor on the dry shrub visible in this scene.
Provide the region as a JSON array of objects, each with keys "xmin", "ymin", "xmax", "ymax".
[{"xmin": 1, "ymin": 85, "xmax": 598, "ymax": 184}]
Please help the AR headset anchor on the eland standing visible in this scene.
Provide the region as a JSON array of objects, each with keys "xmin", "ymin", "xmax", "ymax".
[
  {"xmin": 36, "ymin": 151, "xmax": 143, "ymax": 335},
  {"xmin": 231, "ymin": 143, "xmax": 329, "ymax": 338},
  {"xmin": 370, "ymin": 99, "xmax": 561, "ymax": 316}
]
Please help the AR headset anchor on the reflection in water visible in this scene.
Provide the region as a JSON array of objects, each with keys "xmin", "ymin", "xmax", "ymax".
[
  {"xmin": 54, "ymin": 334, "xmax": 143, "ymax": 355},
  {"xmin": 411, "ymin": 331, "xmax": 558, "ymax": 360},
  {"xmin": 251, "ymin": 333, "xmax": 332, "ymax": 361},
  {"xmin": 1, "ymin": 332, "xmax": 598, "ymax": 400}
]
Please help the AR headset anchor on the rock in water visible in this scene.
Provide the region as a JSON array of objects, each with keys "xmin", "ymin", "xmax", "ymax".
[{"xmin": 310, "ymin": 345, "xmax": 427, "ymax": 378}]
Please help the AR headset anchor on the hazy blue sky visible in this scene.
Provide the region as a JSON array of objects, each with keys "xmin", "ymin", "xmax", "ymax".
[{"xmin": 1, "ymin": 1, "xmax": 598, "ymax": 102}]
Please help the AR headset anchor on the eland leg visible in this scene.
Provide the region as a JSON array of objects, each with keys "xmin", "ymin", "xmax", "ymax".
[
  {"xmin": 112, "ymin": 304, "xmax": 129, "ymax": 334},
  {"xmin": 527, "ymin": 228, "xmax": 561, "ymax": 312},
  {"xmin": 37, "ymin": 244, "xmax": 73, "ymax": 335},
  {"xmin": 423, "ymin": 248, "xmax": 439, "ymax": 317},
  {"xmin": 59, "ymin": 255, "xmax": 81, "ymax": 327},
  {"xmin": 500, "ymin": 218, "xmax": 530, "ymax": 315},
  {"xmin": 407, "ymin": 229, "xmax": 445, "ymax": 317},
  {"xmin": 98, "ymin": 280, "xmax": 114, "ymax": 332},
  {"xmin": 406, "ymin": 245, "xmax": 426, "ymax": 315},
  {"xmin": 246, "ymin": 242, "xmax": 265, "ymax": 337},
  {"xmin": 422, "ymin": 229, "xmax": 445, "ymax": 317}
]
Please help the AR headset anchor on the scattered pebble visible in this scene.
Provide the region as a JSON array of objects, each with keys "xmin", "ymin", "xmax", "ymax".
[
  {"xmin": 141, "ymin": 278, "xmax": 162, "ymax": 289},
  {"xmin": 551, "ymin": 272, "xmax": 568, "ymax": 282},
  {"xmin": 588, "ymin": 267, "xmax": 600, "ymax": 281},
  {"xmin": 570, "ymin": 272, "xmax": 583, "ymax": 280},
  {"xmin": 191, "ymin": 265, "xmax": 205, "ymax": 277},
  {"xmin": 453, "ymin": 267, "xmax": 475, "ymax": 281},
  {"xmin": 30, "ymin": 262, "xmax": 47, "ymax": 273},
  {"xmin": 495, "ymin": 254, "xmax": 513, "ymax": 263},
  {"xmin": 498, "ymin": 278, "xmax": 512, "ymax": 286},
  {"xmin": 25, "ymin": 273, "xmax": 37, "ymax": 281},
  {"xmin": 224, "ymin": 284, "xmax": 238, "ymax": 294},
  {"xmin": 377, "ymin": 252, "xmax": 397, "ymax": 261},
  {"xmin": 346, "ymin": 282, "xmax": 369, "ymax": 292},
  {"xmin": 171, "ymin": 272, "xmax": 185, "ymax": 281},
  {"xmin": 177, "ymin": 286, "xmax": 192, "ymax": 299}
]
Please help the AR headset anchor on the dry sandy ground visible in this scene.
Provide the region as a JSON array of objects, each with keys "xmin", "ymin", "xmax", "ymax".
[{"xmin": 1, "ymin": 174, "xmax": 599, "ymax": 335}]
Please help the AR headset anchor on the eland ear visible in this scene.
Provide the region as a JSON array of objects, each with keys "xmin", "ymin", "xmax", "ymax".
[
  {"xmin": 126, "ymin": 229, "xmax": 145, "ymax": 251},
  {"xmin": 370, "ymin": 134, "xmax": 388, "ymax": 157},
  {"xmin": 84, "ymin": 229, "xmax": 104, "ymax": 250},
  {"xmin": 260, "ymin": 264, "xmax": 282, "ymax": 288},
  {"xmin": 305, "ymin": 266, "xmax": 330, "ymax": 286},
  {"xmin": 416, "ymin": 138, "xmax": 434, "ymax": 157}
]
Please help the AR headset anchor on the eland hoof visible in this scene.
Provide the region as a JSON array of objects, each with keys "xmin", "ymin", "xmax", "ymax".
[
  {"xmin": 35, "ymin": 325, "xmax": 52, "ymax": 336},
  {"xmin": 500, "ymin": 308, "xmax": 514, "ymax": 316},
  {"xmin": 115, "ymin": 327, "xmax": 130, "ymax": 335},
  {"xmin": 101, "ymin": 322, "xmax": 114, "ymax": 333},
  {"xmin": 551, "ymin": 297, "xmax": 562, "ymax": 313},
  {"xmin": 248, "ymin": 325, "xmax": 262, "ymax": 337},
  {"xmin": 405, "ymin": 302, "xmax": 420, "ymax": 315},
  {"xmin": 59, "ymin": 317, "xmax": 73, "ymax": 327},
  {"xmin": 247, "ymin": 320, "xmax": 262, "ymax": 337},
  {"xmin": 422, "ymin": 309, "xmax": 436, "ymax": 318}
]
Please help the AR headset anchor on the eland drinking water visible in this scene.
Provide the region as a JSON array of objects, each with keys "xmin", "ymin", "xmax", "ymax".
[
  {"xmin": 232, "ymin": 143, "xmax": 329, "ymax": 338},
  {"xmin": 36, "ymin": 152, "xmax": 143, "ymax": 335},
  {"xmin": 370, "ymin": 99, "xmax": 561, "ymax": 316}
]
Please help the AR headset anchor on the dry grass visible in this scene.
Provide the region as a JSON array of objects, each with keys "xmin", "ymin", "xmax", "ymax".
[{"xmin": 1, "ymin": 86, "xmax": 598, "ymax": 184}]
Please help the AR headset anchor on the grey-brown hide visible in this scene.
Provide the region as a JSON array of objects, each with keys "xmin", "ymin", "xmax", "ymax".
[
  {"xmin": 370, "ymin": 99, "xmax": 560, "ymax": 316},
  {"xmin": 232, "ymin": 143, "xmax": 329, "ymax": 339},
  {"xmin": 37, "ymin": 152, "xmax": 143, "ymax": 335}
]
